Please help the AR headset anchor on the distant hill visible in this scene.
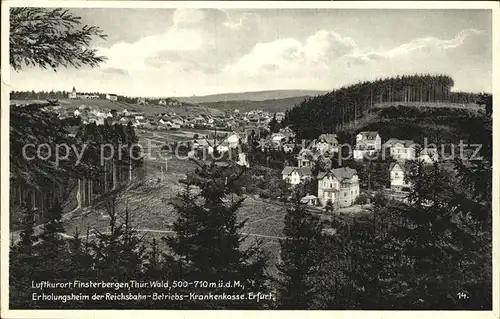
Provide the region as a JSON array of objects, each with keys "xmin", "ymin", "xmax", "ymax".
[
  {"xmin": 176, "ymin": 90, "xmax": 327, "ymax": 104},
  {"xmin": 197, "ymin": 96, "xmax": 313, "ymax": 114},
  {"xmin": 284, "ymin": 74, "xmax": 481, "ymax": 139}
]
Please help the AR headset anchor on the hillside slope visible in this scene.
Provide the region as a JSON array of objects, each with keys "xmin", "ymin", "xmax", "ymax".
[
  {"xmin": 197, "ymin": 96, "xmax": 311, "ymax": 113},
  {"xmin": 176, "ymin": 89, "xmax": 327, "ymax": 103},
  {"xmin": 335, "ymin": 104, "xmax": 486, "ymax": 148}
]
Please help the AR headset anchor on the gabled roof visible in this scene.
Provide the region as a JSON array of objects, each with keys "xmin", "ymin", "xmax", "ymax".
[
  {"xmin": 316, "ymin": 171, "xmax": 332, "ymax": 180},
  {"xmin": 389, "ymin": 161, "xmax": 407, "ymax": 171},
  {"xmin": 300, "ymin": 195, "xmax": 318, "ymax": 203},
  {"xmin": 318, "ymin": 133, "xmax": 338, "ymax": 144},
  {"xmin": 420, "ymin": 148, "xmax": 439, "ymax": 156},
  {"xmin": 357, "ymin": 131, "xmax": 379, "ymax": 139},
  {"xmin": 331, "ymin": 167, "xmax": 357, "ymax": 181},
  {"xmin": 298, "ymin": 167, "xmax": 312, "ymax": 177},
  {"xmin": 384, "ymin": 138, "xmax": 415, "ymax": 148},
  {"xmin": 317, "ymin": 167, "xmax": 358, "ymax": 181},
  {"xmin": 281, "ymin": 166, "xmax": 312, "ymax": 177}
]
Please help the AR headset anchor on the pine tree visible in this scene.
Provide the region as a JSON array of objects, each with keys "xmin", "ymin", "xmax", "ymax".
[
  {"xmin": 276, "ymin": 191, "xmax": 322, "ymax": 309},
  {"xmin": 10, "ymin": 199, "xmax": 38, "ymax": 308},
  {"xmin": 16, "ymin": 199, "xmax": 38, "ymax": 255},
  {"xmin": 166, "ymin": 160, "xmax": 270, "ymax": 309},
  {"xmin": 39, "ymin": 199, "xmax": 65, "ymax": 243},
  {"xmin": 269, "ymin": 114, "xmax": 280, "ymax": 133}
]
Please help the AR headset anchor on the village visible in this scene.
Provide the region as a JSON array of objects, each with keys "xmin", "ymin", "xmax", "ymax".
[{"xmin": 41, "ymin": 86, "xmax": 446, "ymax": 214}]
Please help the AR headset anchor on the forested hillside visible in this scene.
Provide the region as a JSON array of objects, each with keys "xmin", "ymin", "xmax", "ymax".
[{"xmin": 284, "ymin": 74, "xmax": 482, "ymax": 139}]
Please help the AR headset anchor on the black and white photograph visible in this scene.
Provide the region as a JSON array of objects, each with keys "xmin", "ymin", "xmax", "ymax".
[{"xmin": 1, "ymin": 1, "xmax": 498, "ymax": 316}]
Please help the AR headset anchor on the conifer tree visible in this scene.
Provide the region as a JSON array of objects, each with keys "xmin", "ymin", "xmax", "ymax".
[
  {"xmin": 269, "ymin": 114, "xmax": 280, "ymax": 133},
  {"xmin": 276, "ymin": 190, "xmax": 322, "ymax": 309},
  {"xmin": 167, "ymin": 158, "xmax": 270, "ymax": 309}
]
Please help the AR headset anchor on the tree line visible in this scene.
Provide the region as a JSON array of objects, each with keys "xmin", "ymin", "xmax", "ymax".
[
  {"xmin": 10, "ymin": 117, "xmax": 492, "ymax": 308},
  {"xmin": 284, "ymin": 74, "xmax": 482, "ymax": 139},
  {"xmin": 10, "ymin": 90, "xmax": 184, "ymax": 107},
  {"xmin": 10, "ymin": 103, "xmax": 142, "ymax": 228}
]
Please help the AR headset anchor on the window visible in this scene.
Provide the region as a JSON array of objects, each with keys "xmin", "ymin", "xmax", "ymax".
[
  {"xmin": 344, "ymin": 192, "xmax": 347, "ymax": 197},
  {"xmin": 395, "ymin": 172, "xmax": 399, "ymax": 176}
]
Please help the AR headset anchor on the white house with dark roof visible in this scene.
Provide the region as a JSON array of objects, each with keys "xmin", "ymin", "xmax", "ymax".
[
  {"xmin": 300, "ymin": 195, "xmax": 319, "ymax": 206},
  {"xmin": 314, "ymin": 133, "xmax": 339, "ymax": 154},
  {"xmin": 353, "ymin": 131, "xmax": 381, "ymax": 160},
  {"xmin": 297, "ymin": 148, "xmax": 317, "ymax": 168},
  {"xmin": 384, "ymin": 138, "xmax": 416, "ymax": 161},
  {"xmin": 281, "ymin": 166, "xmax": 313, "ymax": 186},
  {"xmin": 106, "ymin": 94, "xmax": 118, "ymax": 101},
  {"xmin": 389, "ymin": 161, "xmax": 412, "ymax": 191},
  {"xmin": 418, "ymin": 148, "xmax": 439, "ymax": 164},
  {"xmin": 317, "ymin": 167, "xmax": 360, "ymax": 207}
]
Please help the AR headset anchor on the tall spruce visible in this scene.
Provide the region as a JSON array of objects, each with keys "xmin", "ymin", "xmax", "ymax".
[
  {"xmin": 276, "ymin": 189, "xmax": 322, "ymax": 309},
  {"xmin": 167, "ymin": 157, "xmax": 270, "ymax": 309}
]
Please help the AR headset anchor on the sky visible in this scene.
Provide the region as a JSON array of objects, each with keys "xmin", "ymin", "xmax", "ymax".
[{"xmin": 10, "ymin": 8, "xmax": 493, "ymax": 97}]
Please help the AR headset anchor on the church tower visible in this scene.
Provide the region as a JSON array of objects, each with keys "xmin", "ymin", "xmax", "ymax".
[{"xmin": 69, "ymin": 86, "xmax": 77, "ymax": 99}]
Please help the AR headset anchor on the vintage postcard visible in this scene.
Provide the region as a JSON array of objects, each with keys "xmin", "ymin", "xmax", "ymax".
[{"xmin": 1, "ymin": 1, "xmax": 498, "ymax": 318}]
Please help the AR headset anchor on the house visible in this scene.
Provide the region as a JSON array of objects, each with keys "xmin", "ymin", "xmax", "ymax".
[
  {"xmin": 137, "ymin": 97, "xmax": 148, "ymax": 105},
  {"xmin": 208, "ymin": 143, "xmax": 230, "ymax": 155},
  {"xmin": 389, "ymin": 161, "xmax": 412, "ymax": 191},
  {"xmin": 73, "ymin": 109, "xmax": 81, "ymax": 117},
  {"xmin": 314, "ymin": 133, "xmax": 339, "ymax": 154},
  {"xmin": 283, "ymin": 143, "xmax": 296, "ymax": 154},
  {"xmin": 384, "ymin": 138, "xmax": 416, "ymax": 161},
  {"xmin": 80, "ymin": 94, "xmax": 99, "ymax": 99},
  {"xmin": 271, "ymin": 133, "xmax": 286, "ymax": 145},
  {"xmin": 88, "ymin": 117, "xmax": 104, "ymax": 126},
  {"xmin": 279, "ymin": 127, "xmax": 296, "ymax": 140},
  {"xmin": 297, "ymin": 148, "xmax": 316, "ymax": 168},
  {"xmin": 300, "ymin": 195, "xmax": 319, "ymax": 206},
  {"xmin": 418, "ymin": 148, "xmax": 439, "ymax": 164},
  {"xmin": 353, "ymin": 131, "xmax": 382, "ymax": 160},
  {"xmin": 275, "ymin": 112, "xmax": 286, "ymax": 123},
  {"xmin": 237, "ymin": 153, "xmax": 250, "ymax": 168},
  {"xmin": 106, "ymin": 94, "xmax": 118, "ymax": 101},
  {"xmin": 281, "ymin": 166, "xmax": 313, "ymax": 186},
  {"xmin": 158, "ymin": 99, "xmax": 167, "ymax": 106},
  {"xmin": 226, "ymin": 133, "xmax": 241, "ymax": 148},
  {"xmin": 317, "ymin": 167, "xmax": 360, "ymax": 208}
]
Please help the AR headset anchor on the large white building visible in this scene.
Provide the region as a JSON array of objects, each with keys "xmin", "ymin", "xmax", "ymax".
[
  {"xmin": 317, "ymin": 167, "xmax": 360, "ymax": 208},
  {"xmin": 384, "ymin": 138, "xmax": 416, "ymax": 161},
  {"xmin": 68, "ymin": 86, "xmax": 98, "ymax": 99},
  {"xmin": 106, "ymin": 94, "xmax": 118, "ymax": 101},
  {"xmin": 353, "ymin": 131, "xmax": 382, "ymax": 160},
  {"xmin": 314, "ymin": 134, "xmax": 339, "ymax": 154}
]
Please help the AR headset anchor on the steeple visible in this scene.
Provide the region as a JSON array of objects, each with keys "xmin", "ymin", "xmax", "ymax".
[{"xmin": 72, "ymin": 86, "xmax": 76, "ymax": 93}]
